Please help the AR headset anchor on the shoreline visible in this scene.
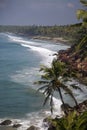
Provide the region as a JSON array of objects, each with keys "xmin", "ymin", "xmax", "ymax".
[
  {"xmin": 32, "ymin": 36, "xmax": 70, "ymax": 45},
  {"xmin": 0, "ymin": 99, "xmax": 87, "ymax": 130},
  {"xmin": 32, "ymin": 36, "xmax": 69, "ymax": 44}
]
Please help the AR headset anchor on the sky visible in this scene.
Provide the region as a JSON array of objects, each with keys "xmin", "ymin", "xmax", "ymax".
[{"xmin": 0, "ymin": 0, "xmax": 82, "ymax": 25}]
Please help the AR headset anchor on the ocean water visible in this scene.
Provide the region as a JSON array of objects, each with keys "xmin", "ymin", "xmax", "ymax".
[{"xmin": 0, "ymin": 33, "xmax": 87, "ymax": 130}]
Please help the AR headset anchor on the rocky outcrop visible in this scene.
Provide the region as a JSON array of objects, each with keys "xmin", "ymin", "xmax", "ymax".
[
  {"xmin": 60, "ymin": 100, "xmax": 87, "ymax": 115},
  {"xmin": 13, "ymin": 123, "xmax": 22, "ymax": 128},
  {"xmin": 48, "ymin": 125, "xmax": 56, "ymax": 130},
  {"xmin": 0, "ymin": 120, "xmax": 12, "ymax": 126},
  {"xmin": 27, "ymin": 125, "xmax": 39, "ymax": 130},
  {"xmin": 74, "ymin": 100, "xmax": 87, "ymax": 114},
  {"xmin": 61, "ymin": 103, "xmax": 73, "ymax": 115},
  {"xmin": 58, "ymin": 45, "xmax": 87, "ymax": 84}
]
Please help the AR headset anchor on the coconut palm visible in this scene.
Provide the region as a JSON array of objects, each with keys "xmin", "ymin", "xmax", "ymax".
[
  {"xmin": 35, "ymin": 59, "xmax": 81, "ymax": 114},
  {"xmin": 75, "ymin": 0, "xmax": 87, "ymax": 53},
  {"xmin": 76, "ymin": 0, "xmax": 87, "ymax": 26}
]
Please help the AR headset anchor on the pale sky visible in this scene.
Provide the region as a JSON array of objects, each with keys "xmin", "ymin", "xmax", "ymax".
[{"xmin": 0, "ymin": 0, "xmax": 82, "ymax": 25}]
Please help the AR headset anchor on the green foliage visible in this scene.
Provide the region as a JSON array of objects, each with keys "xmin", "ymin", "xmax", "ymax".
[
  {"xmin": 0, "ymin": 24, "xmax": 83, "ymax": 44},
  {"xmin": 77, "ymin": 0, "xmax": 87, "ymax": 27},
  {"xmin": 51, "ymin": 111, "xmax": 87, "ymax": 130},
  {"xmin": 80, "ymin": 0, "xmax": 87, "ymax": 6},
  {"xmin": 76, "ymin": 111, "xmax": 87, "ymax": 130},
  {"xmin": 35, "ymin": 59, "xmax": 82, "ymax": 114}
]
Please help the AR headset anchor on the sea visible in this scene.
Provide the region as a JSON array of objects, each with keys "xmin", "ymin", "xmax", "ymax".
[{"xmin": 0, "ymin": 33, "xmax": 87, "ymax": 130}]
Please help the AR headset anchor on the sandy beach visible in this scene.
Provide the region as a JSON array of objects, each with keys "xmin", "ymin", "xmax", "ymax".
[{"xmin": 32, "ymin": 36, "xmax": 69, "ymax": 45}]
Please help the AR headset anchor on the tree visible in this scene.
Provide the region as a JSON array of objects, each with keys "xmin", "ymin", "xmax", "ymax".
[
  {"xmin": 35, "ymin": 59, "xmax": 81, "ymax": 114},
  {"xmin": 77, "ymin": 0, "xmax": 87, "ymax": 26},
  {"xmin": 76, "ymin": 0, "xmax": 87, "ymax": 52}
]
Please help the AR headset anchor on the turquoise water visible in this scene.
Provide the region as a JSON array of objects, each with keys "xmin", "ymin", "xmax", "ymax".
[{"xmin": 1, "ymin": 33, "xmax": 79, "ymax": 129}]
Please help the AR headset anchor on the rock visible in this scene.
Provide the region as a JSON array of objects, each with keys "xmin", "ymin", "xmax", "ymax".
[
  {"xmin": 43, "ymin": 117, "xmax": 49, "ymax": 122},
  {"xmin": 61, "ymin": 103, "xmax": 72, "ymax": 110},
  {"xmin": 43, "ymin": 117, "xmax": 52, "ymax": 127},
  {"xmin": 48, "ymin": 125, "xmax": 56, "ymax": 130},
  {"xmin": 0, "ymin": 120, "xmax": 12, "ymax": 126},
  {"xmin": 13, "ymin": 124, "xmax": 22, "ymax": 128},
  {"xmin": 43, "ymin": 118, "xmax": 49, "ymax": 128},
  {"xmin": 83, "ymin": 100, "xmax": 87, "ymax": 106},
  {"xmin": 27, "ymin": 125, "xmax": 39, "ymax": 130},
  {"xmin": 61, "ymin": 103, "xmax": 73, "ymax": 115}
]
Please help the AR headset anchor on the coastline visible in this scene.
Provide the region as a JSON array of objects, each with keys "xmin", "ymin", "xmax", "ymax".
[
  {"xmin": 31, "ymin": 36, "xmax": 70, "ymax": 45},
  {"xmin": 0, "ymin": 33, "xmax": 87, "ymax": 130}
]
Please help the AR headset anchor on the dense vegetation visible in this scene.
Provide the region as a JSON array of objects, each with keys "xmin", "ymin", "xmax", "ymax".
[
  {"xmin": 0, "ymin": 23, "xmax": 87, "ymax": 45},
  {"xmin": 48, "ymin": 110, "xmax": 87, "ymax": 130}
]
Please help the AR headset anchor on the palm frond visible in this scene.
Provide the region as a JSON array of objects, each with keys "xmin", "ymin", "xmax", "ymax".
[
  {"xmin": 76, "ymin": 9, "xmax": 87, "ymax": 20},
  {"xmin": 80, "ymin": 0, "xmax": 87, "ymax": 6},
  {"xmin": 50, "ymin": 94, "xmax": 54, "ymax": 113},
  {"xmin": 42, "ymin": 87, "xmax": 51, "ymax": 95},
  {"xmin": 43, "ymin": 93, "xmax": 50, "ymax": 106},
  {"xmin": 71, "ymin": 84, "xmax": 83, "ymax": 92},
  {"xmin": 34, "ymin": 80, "xmax": 49, "ymax": 85},
  {"xmin": 61, "ymin": 85, "xmax": 78, "ymax": 106},
  {"xmin": 37, "ymin": 85, "xmax": 49, "ymax": 91},
  {"xmin": 76, "ymin": 111, "xmax": 87, "ymax": 129}
]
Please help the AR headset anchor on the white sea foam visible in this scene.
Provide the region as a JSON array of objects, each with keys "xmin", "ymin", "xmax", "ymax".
[
  {"xmin": 10, "ymin": 67, "xmax": 40, "ymax": 87},
  {"xmin": 6, "ymin": 33, "xmax": 56, "ymax": 66},
  {"xmin": 6, "ymin": 33, "xmax": 44, "ymax": 46},
  {"xmin": 21, "ymin": 43, "xmax": 56, "ymax": 66}
]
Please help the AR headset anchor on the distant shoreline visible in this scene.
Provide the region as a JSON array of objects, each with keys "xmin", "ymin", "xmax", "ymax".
[{"xmin": 32, "ymin": 36, "xmax": 69, "ymax": 45}]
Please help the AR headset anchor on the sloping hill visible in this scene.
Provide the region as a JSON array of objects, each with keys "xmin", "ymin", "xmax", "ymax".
[{"xmin": 58, "ymin": 34, "xmax": 87, "ymax": 84}]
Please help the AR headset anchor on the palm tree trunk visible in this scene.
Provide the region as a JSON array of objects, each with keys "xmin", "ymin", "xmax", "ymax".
[
  {"xmin": 58, "ymin": 87, "xmax": 65, "ymax": 105},
  {"xmin": 57, "ymin": 87, "xmax": 68, "ymax": 115},
  {"xmin": 72, "ymin": 95, "xmax": 78, "ymax": 107}
]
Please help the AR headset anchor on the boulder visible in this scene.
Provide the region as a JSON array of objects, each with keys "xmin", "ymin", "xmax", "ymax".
[
  {"xmin": 13, "ymin": 123, "xmax": 22, "ymax": 128},
  {"xmin": 61, "ymin": 103, "xmax": 73, "ymax": 111},
  {"xmin": 27, "ymin": 125, "xmax": 39, "ymax": 130},
  {"xmin": 43, "ymin": 117, "xmax": 48, "ymax": 122},
  {"xmin": 43, "ymin": 118, "xmax": 49, "ymax": 128},
  {"xmin": 0, "ymin": 120, "xmax": 12, "ymax": 126},
  {"xmin": 48, "ymin": 125, "xmax": 56, "ymax": 130},
  {"xmin": 61, "ymin": 103, "xmax": 73, "ymax": 115}
]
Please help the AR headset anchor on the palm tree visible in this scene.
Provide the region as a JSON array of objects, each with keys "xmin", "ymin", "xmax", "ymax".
[
  {"xmin": 35, "ymin": 59, "xmax": 80, "ymax": 114},
  {"xmin": 76, "ymin": 0, "xmax": 87, "ymax": 27},
  {"xmin": 76, "ymin": 0, "xmax": 87, "ymax": 52}
]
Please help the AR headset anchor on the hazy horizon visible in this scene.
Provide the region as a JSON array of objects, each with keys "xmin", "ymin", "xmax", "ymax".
[{"xmin": 0, "ymin": 0, "xmax": 82, "ymax": 26}]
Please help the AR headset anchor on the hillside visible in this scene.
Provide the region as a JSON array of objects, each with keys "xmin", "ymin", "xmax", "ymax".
[{"xmin": 58, "ymin": 33, "xmax": 87, "ymax": 84}]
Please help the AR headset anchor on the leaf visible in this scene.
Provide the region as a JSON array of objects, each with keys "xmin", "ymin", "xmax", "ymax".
[
  {"xmin": 71, "ymin": 84, "xmax": 83, "ymax": 92},
  {"xmin": 80, "ymin": 0, "xmax": 87, "ymax": 6}
]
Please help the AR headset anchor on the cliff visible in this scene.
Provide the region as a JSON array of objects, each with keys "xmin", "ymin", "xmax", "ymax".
[{"xmin": 58, "ymin": 35, "xmax": 87, "ymax": 84}]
